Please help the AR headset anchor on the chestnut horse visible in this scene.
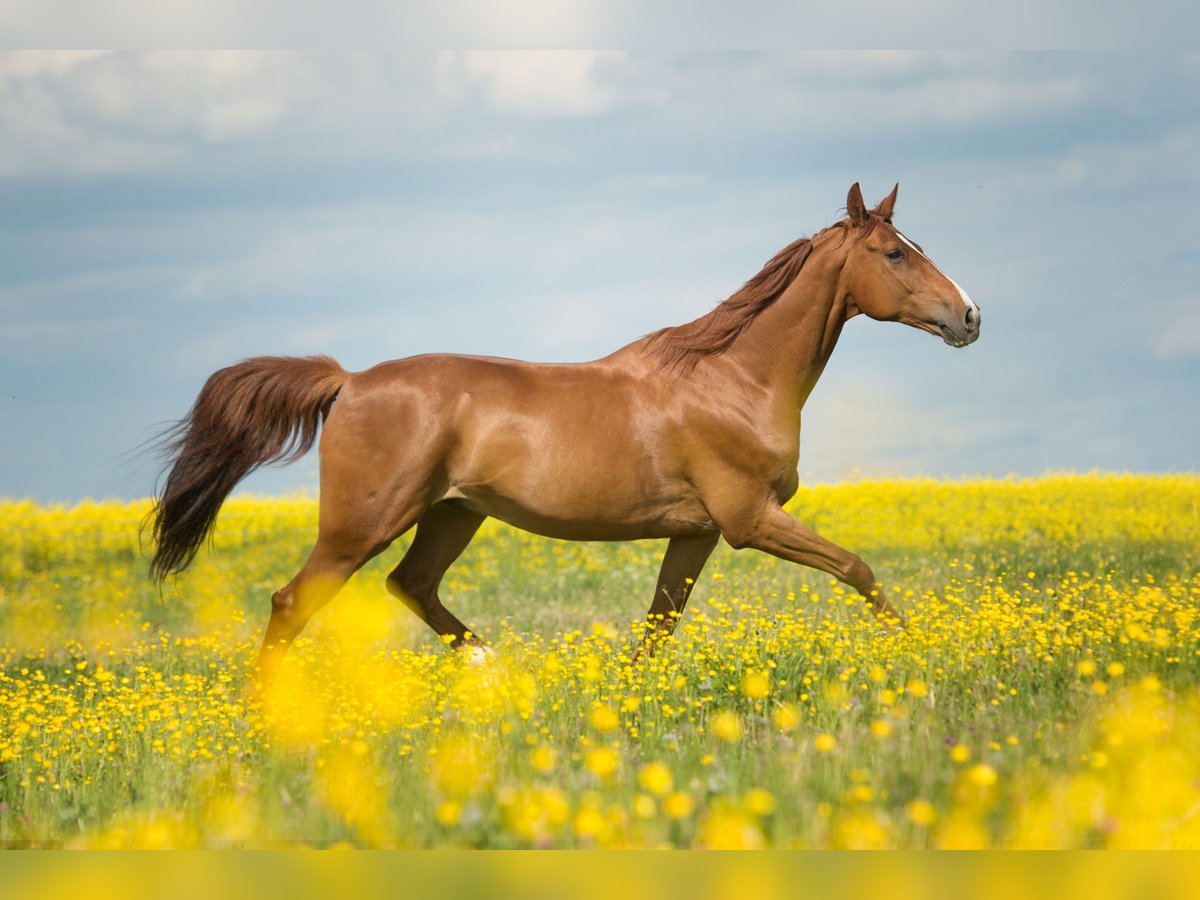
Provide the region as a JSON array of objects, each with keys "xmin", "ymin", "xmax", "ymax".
[{"xmin": 150, "ymin": 183, "xmax": 980, "ymax": 683}]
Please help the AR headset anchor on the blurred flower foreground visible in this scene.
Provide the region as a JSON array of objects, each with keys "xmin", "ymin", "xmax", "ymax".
[{"xmin": 1, "ymin": 474, "xmax": 1199, "ymax": 848}]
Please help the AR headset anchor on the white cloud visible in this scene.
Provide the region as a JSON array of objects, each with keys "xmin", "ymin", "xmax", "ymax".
[
  {"xmin": 437, "ymin": 52, "xmax": 625, "ymax": 118},
  {"xmin": 646, "ymin": 54, "xmax": 1087, "ymax": 133},
  {"xmin": 1059, "ymin": 124, "xmax": 1200, "ymax": 189},
  {"xmin": 68, "ymin": 52, "xmax": 298, "ymax": 142},
  {"xmin": 0, "ymin": 51, "xmax": 313, "ymax": 175},
  {"xmin": 428, "ymin": 0, "xmax": 614, "ymax": 47},
  {"xmin": 0, "ymin": 52, "xmax": 1172, "ymax": 180},
  {"xmin": 0, "ymin": 51, "xmax": 632, "ymax": 175},
  {"xmin": 0, "ymin": 51, "xmax": 110, "ymax": 79},
  {"xmin": 1154, "ymin": 302, "xmax": 1200, "ymax": 358}
]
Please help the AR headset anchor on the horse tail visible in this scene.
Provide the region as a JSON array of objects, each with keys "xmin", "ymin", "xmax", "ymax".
[{"xmin": 149, "ymin": 355, "xmax": 348, "ymax": 581}]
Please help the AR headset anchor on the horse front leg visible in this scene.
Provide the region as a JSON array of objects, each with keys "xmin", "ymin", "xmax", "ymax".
[
  {"xmin": 633, "ymin": 532, "xmax": 720, "ymax": 661},
  {"xmin": 720, "ymin": 503, "xmax": 906, "ymax": 627}
]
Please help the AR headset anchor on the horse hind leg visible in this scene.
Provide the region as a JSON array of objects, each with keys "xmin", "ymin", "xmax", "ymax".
[
  {"xmin": 386, "ymin": 501, "xmax": 487, "ymax": 652},
  {"xmin": 252, "ymin": 528, "xmax": 392, "ymax": 690}
]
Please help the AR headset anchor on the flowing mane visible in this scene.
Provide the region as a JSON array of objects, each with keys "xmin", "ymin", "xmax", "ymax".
[{"xmin": 641, "ymin": 219, "xmax": 861, "ymax": 374}]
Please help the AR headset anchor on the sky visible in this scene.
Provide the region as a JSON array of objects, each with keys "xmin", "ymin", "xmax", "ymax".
[{"xmin": 1, "ymin": 51, "xmax": 1198, "ymax": 501}]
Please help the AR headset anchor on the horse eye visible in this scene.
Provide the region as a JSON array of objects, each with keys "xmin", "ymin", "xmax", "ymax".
[{"xmin": 885, "ymin": 248, "xmax": 905, "ymax": 262}]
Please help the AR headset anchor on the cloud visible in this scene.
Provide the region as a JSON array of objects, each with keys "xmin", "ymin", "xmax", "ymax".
[
  {"xmin": 764, "ymin": 53, "xmax": 1085, "ymax": 126},
  {"xmin": 1054, "ymin": 123, "xmax": 1200, "ymax": 189},
  {"xmin": 2, "ymin": 52, "xmax": 1185, "ymax": 182},
  {"xmin": 0, "ymin": 51, "xmax": 634, "ymax": 177},
  {"xmin": 436, "ymin": 52, "xmax": 625, "ymax": 117},
  {"xmin": 1154, "ymin": 302, "xmax": 1200, "ymax": 358},
  {"xmin": 52, "ymin": 52, "xmax": 298, "ymax": 141},
  {"xmin": 3, "ymin": 0, "xmax": 1198, "ymax": 50},
  {"xmin": 0, "ymin": 51, "xmax": 110, "ymax": 79},
  {"xmin": 0, "ymin": 52, "xmax": 305, "ymax": 175},
  {"xmin": 427, "ymin": 1, "xmax": 614, "ymax": 47}
]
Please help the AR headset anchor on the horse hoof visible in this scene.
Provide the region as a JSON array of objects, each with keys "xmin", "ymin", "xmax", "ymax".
[{"xmin": 462, "ymin": 645, "xmax": 496, "ymax": 666}]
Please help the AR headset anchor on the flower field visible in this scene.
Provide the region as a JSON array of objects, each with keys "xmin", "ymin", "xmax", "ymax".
[{"xmin": 2, "ymin": 474, "xmax": 1199, "ymax": 848}]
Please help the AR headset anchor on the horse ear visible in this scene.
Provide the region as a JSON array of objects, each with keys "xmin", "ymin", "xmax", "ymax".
[
  {"xmin": 874, "ymin": 183, "xmax": 899, "ymax": 222},
  {"xmin": 846, "ymin": 182, "xmax": 867, "ymax": 227}
]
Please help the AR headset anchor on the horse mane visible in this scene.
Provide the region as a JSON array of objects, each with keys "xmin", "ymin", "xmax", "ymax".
[{"xmin": 642, "ymin": 217, "xmax": 869, "ymax": 374}]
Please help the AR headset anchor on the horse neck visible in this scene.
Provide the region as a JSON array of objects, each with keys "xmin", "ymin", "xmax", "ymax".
[{"xmin": 721, "ymin": 242, "xmax": 851, "ymax": 415}]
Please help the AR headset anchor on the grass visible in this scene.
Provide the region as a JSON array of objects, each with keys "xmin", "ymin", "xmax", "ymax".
[{"xmin": 1, "ymin": 473, "xmax": 1199, "ymax": 847}]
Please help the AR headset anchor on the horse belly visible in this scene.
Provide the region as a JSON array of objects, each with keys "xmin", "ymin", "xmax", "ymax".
[
  {"xmin": 447, "ymin": 460, "xmax": 714, "ymax": 541},
  {"xmin": 458, "ymin": 488, "xmax": 714, "ymax": 541}
]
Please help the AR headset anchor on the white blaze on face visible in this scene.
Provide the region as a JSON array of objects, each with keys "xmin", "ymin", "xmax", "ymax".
[
  {"xmin": 896, "ymin": 230, "xmax": 979, "ymax": 318},
  {"xmin": 948, "ymin": 278, "xmax": 979, "ymax": 318}
]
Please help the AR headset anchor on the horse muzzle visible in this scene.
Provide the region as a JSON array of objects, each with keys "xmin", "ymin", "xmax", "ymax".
[{"xmin": 939, "ymin": 305, "xmax": 980, "ymax": 348}]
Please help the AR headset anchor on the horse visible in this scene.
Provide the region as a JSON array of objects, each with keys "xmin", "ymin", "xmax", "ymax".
[{"xmin": 149, "ymin": 183, "xmax": 980, "ymax": 684}]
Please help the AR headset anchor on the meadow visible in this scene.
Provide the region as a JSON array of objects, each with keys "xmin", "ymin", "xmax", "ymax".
[{"xmin": 1, "ymin": 473, "xmax": 1199, "ymax": 848}]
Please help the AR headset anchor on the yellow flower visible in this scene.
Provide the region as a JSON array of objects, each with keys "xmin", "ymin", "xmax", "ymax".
[
  {"xmin": 743, "ymin": 788, "xmax": 776, "ymax": 817},
  {"xmin": 950, "ymin": 744, "xmax": 971, "ymax": 764},
  {"xmin": 573, "ymin": 805, "xmax": 610, "ymax": 841},
  {"xmin": 588, "ymin": 704, "xmax": 620, "ymax": 733},
  {"xmin": 530, "ymin": 745, "xmax": 557, "ymax": 774},
  {"xmin": 906, "ymin": 799, "xmax": 937, "ymax": 827},
  {"xmin": 741, "ymin": 670, "xmax": 771, "ymax": 700},
  {"xmin": 711, "ymin": 710, "xmax": 743, "ymax": 744},
  {"xmin": 637, "ymin": 762, "xmax": 673, "ymax": 796},
  {"xmin": 632, "ymin": 794, "xmax": 657, "ymax": 819},
  {"xmin": 967, "ymin": 764, "xmax": 998, "ymax": 788},
  {"xmin": 771, "ymin": 702, "xmax": 799, "ymax": 732},
  {"xmin": 700, "ymin": 807, "xmax": 766, "ymax": 849},
  {"xmin": 848, "ymin": 784, "xmax": 875, "ymax": 803},
  {"xmin": 935, "ymin": 811, "xmax": 989, "ymax": 850},
  {"xmin": 435, "ymin": 800, "xmax": 462, "ymax": 826},
  {"xmin": 584, "ymin": 747, "xmax": 620, "ymax": 779},
  {"xmin": 870, "ymin": 719, "xmax": 892, "ymax": 738},
  {"xmin": 663, "ymin": 792, "xmax": 695, "ymax": 820},
  {"xmin": 814, "ymin": 733, "xmax": 837, "ymax": 753}
]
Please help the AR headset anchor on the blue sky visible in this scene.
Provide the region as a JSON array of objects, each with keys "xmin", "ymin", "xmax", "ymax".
[{"xmin": 1, "ymin": 51, "xmax": 1197, "ymax": 501}]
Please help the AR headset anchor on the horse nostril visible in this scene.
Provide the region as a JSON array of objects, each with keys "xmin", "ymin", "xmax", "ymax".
[{"xmin": 965, "ymin": 307, "xmax": 978, "ymax": 330}]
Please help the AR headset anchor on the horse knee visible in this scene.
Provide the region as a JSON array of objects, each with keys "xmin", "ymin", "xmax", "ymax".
[
  {"xmin": 270, "ymin": 585, "xmax": 313, "ymax": 631},
  {"xmin": 266, "ymin": 585, "xmax": 308, "ymax": 643},
  {"xmin": 271, "ymin": 586, "xmax": 294, "ymax": 614}
]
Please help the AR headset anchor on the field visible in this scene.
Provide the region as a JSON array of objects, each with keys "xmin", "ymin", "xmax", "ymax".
[{"xmin": 1, "ymin": 474, "xmax": 1199, "ymax": 848}]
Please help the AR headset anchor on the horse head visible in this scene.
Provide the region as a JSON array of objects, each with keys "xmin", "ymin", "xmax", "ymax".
[{"xmin": 840, "ymin": 182, "xmax": 980, "ymax": 348}]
